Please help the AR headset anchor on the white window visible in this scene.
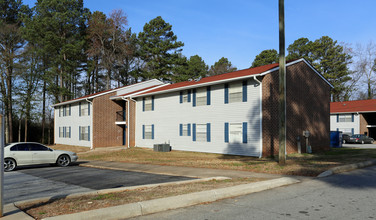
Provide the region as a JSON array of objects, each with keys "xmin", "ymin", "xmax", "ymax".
[
  {"xmin": 80, "ymin": 126, "xmax": 89, "ymax": 141},
  {"xmin": 144, "ymin": 125, "xmax": 152, "ymax": 139},
  {"xmin": 339, "ymin": 114, "xmax": 352, "ymax": 122},
  {"xmin": 80, "ymin": 102, "xmax": 89, "ymax": 116},
  {"xmin": 229, "ymin": 123, "xmax": 242, "ymax": 143},
  {"xmin": 144, "ymin": 97, "xmax": 152, "ymax": 111},
  {"xmin": 66, "ymin": 127, "xmax": 71, "ymax": 138},
  {"xmin": 59, "ymin": 127, "xmax": 64, "ymax": 137},
  {"xmin": 196, "ymin": 88, "xmax": 207, "ymax": 106},
  {"xmin": 229, "ymin": 82, "xmax": 242, "ymax": 103},
  {"xmin": 59, "ymin": 107, "xmax": 64, "ymax": 117},
  {"xmin": 66, "ymin": 105, "xmax": 71, "ymax": 116},
  {"xmin": 182, "ymin": 91, "xmax": 189, "ymax": 103},
  {"xmin": 196, "ymin": 124, "xmax": 207, "ymax": 142},
  {"xmin": 182, "ymin": 124, "xmax": 188, "ymax": 136}
]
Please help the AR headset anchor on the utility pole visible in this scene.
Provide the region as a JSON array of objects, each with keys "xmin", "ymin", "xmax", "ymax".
[
  {"xmin": 278, "ymin": 0, "xmax": 286, "ymax": 165},
  {"xmin": 0, "ymin": 114, "xmax": 4, "ymax": 216}
]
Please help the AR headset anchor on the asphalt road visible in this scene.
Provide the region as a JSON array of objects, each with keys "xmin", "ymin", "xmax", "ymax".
[
  {"xmin": 4, "ymin": 165, "xmax": 193, "ymax": 204},
  {"xmin": 131, "ymin": 166, "xmax": 376, "ymax": 220}
]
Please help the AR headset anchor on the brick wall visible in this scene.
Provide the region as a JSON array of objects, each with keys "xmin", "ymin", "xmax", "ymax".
[
  {"xmin": 93, "ymin": 92, "xmax": 123, "ymax": 148},
  {"xmin": 126, "ymin": 98, "xmax": 136, "ymax": 147},
  {"xmin": 262, "ymin": 61, "xmax": 331, "ymax": 157},
  {"xmin": 359, "ymin": 114, "xmax": 368, "ymax": 135}
]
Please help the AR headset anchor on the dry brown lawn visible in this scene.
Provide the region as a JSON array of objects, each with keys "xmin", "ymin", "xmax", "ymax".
[{"xmin": 19, "ymin": 177, "xmax": 264, "ymax": 219}]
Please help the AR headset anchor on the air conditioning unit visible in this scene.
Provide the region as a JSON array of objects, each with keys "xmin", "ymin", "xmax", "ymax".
[{"xmin": 153, "ymin": 144, "xmax": 171, "ymax": 152}]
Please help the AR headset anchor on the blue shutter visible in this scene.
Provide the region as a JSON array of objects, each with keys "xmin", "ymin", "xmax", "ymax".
[
  {"xmin": 224, "ymin": 123, "xmax": 229, "ymax": 143},
  {"xmin": 207, "ymin": 123, "xmax": 211, "ymax": 142},
  {"xmin": 88, "ymin": 126, "xmax": 90, "ymax": 141},
  {"xmin": 142, "ymin": 98, "xmax": 145, "ymax": 112},
  {"xmin": 224, "ymin": 84, "xmax": 229, "ymax": 104},
  {"xmin": 88, "ymin": 102, "xmax": 90, "ymax": 115},
  {"xmin": 192, "ymin": 124, "xmax": 196, "ymax": 141},
  {"xmin": 193, "ymin": 89, "xmax": 196, "ymax": 107},
  {"xmin": 336, "ymin": 114, "xmax": 339, "ymax": 122},
  {"xmin": 179, "ymin": 91, "xmax": 183, "ymax": 103},
  {"xmin": 69, "ymin": 105, "xmax": 71, "ymax": 116},
  {"xmin": 351, "ymin": 113, "xmax": 354, "ymax": 122},
  {"xmin": 63, "ymin": 127, "xmax": 66, "ymax": 138},
  {"xmin": 79, "ymin": 126, "xmax": 81, "ymax": 140},
  {"xmin": 179, "ymin": 124, "xmax": 183, "ymax": 136},
  {"xmin": 59, "ymin": 127, "xmax": 61, "ymax": 137},
  {"xmin": 188, "ymin": 90, "xmax": 191, "ymax": 102},
  {"xmin": 152, "ymin": 124, "xmax": 154, "ymax": 139},
  {"xmin": 59, "ymin": 107, "xmax": 61, "ymax": 117},
  {"xmin": 69, "ymin": 127, "xmax": 71, "ymax": 138},
  {"xmin": 207, "ymin": 86, "xmax": 211, "ymax": 105},
  {"xmin": 337, "ymin": 128, "xmax": 339, "ymax": 131},
  {"xmin": 142, "ymin": 125, "xmax": 145, "ymax": 139},
  {"xmin": 188, "ymin": 124, "xmax": 191, "ymax": 136},
  {"xmin": 152, "ymin": 96, "xmax": 155, "ymax": 111},
  {"xmin": 242, "ymin": 81, "xmax": 247, "ymax": 102},
  {"xmin": 63, "ymin": 106, "xmax": 66, "ymax": 116},
  {"xmin": 242, "ymin": 122, "xmax": 248, "ymax": 143},
  {"xmin": 79, "ymin": 102, "xmax": 81, "ymax": 116},
  {"xmin": 351, "ymin": 128, "xmax": 354, "ymax": 135}
]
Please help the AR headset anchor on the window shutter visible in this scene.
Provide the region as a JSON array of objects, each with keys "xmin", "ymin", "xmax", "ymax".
[
  {"xmin": 188, "ymin": 124, "xmax": 191, "ymax": 136},
  {"xmin": 351, "ymin": 128, "xmax": 354, "ymax": 135},
  {"xmin": 143, "ymin": 98, "xmax": 145, "ymax": 112},
  {"xmin": 59, "ymin": 107, "xmax": 61, "ymax": 117},
  {"xmin": 79, "ymin": 102, "xmax": 81, "ymax": 116},
  {"xmin": 336, "ymin": 114, "xmax": 339, "ymax": 122},
  {"xmin": 69, "ymin": 127, "xmax": 71, "ymax": 138},
  {"xmin": 152, "ymin": 96, "xmax": 155, "ymax": 111},
  {"xmin": 142, "ymin": 125, "xmax": 145, "ymax": 139},
  {"xmin": 152, "ymin": 124, "xmax": 154, "ymax": 139},
  {"xmin": 180, "ymin": 91, "xmax": 183, "ymax": 103},
  {"xmin": 88, "ymin": 102, "xmax": 90, "ymax": 115},
  {"xmin": 63, "ymin": 106, "xmax": 66, "ymax": 117},
  {"xmin": 224, "ymin": 84, "xmax": 229, "ymax": 104},
  {"xmin": 337, "ymin": 128, "xmax": 339, "ymax": 131},
  {"xmin": 224, "ymin": 123, "xmax": 229, "ymax": 143},
  {"xmin": 242, "ymin": 81, "xmax": 247, "ymax": 102},
  {"xmin": 207, "ymin": 123, "xmax": 211, "ymax": 142},
  {"xmin": 63, "ymin": 127, "xmax": 66, "ymax": 138},
  {"xmin": 88, "ymin": 126, "xmax": 90, "ymax": 141},
  {"xmin": 192, "ymin": 123, "xmax": 196, "ymax": 141},
  {"xmin": 207, "ymin": 86, "xmax": 211, "ymax": 105},
  {"xmin": 242, "ymin": 122, "xmax": 248, "ymax": 143},
  {"xmin": 188, "ymin": 90, "xmax": 191, "ymax": 102},
  {"xmin": 69, "ymin": 105, "xmax": 71, "ymax": 116},
  {"xmin": 79, "ymin": 126, "xmax": 81, "ymax": 140},
  {"xmin": 59, "ymin": 127, "xmax": 61, "ymax": 138},
  {"xmin": 351, "ymin": 113, "xmax": 354, "ymax": 122},
  {"xmin": 193, "ymin": 89, "xmax": 196, "ymax": 107},
  {"xmin": 179, "ymin": 124, "xmax": 183, "ymax": 136}
]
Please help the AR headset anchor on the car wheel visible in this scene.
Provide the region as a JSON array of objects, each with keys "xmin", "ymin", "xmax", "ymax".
[
  {"xmin": 56, "ymin": 155, "xmax": 71, "ymax": 167},
  {"xmin": 4, "ymin": 158, "xmax": 16, "ymax": 172}
]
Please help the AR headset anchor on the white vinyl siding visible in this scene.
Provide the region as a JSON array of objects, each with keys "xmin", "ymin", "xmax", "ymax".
[
  {"xmin": 196, "ymin": 88, "xmax": 207, "ymax": 106},
  {"xmin": 229, "ymin": 82, "xmax": 242, "ymax": 103},
  {"xmin": 330, "ymin": 114, "xmax": 359, "ymax": 135},
  {"xmin": 136, "ymin": 79, "xmax": 261, "ymax": 157},
  {"xmin": 229, "ymin": 123, "xmax": 242, "ymax": 143}
]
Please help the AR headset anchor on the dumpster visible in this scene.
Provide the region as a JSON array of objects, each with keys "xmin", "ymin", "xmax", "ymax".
[{"xmin": 330, "ymin": 131, "xmax": 343, "ymax": 148}]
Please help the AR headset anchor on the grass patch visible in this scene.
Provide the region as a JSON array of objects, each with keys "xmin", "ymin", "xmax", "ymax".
[
  {"xmin": 58, "ymin": 145, "xmax": 376, "ymax": 177},
  {"xmin": 18, "ymin": 177, "xmax": 263, "ymax": 219}
]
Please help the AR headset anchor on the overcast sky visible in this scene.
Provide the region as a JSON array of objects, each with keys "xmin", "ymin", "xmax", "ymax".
[{"xmin": 23, "ymin": 0, "xmax": 376, "ymax": 70}]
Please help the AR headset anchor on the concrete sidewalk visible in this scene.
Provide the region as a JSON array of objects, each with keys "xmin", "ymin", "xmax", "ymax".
[{"xmin": 78, "ymin": 159, "xmax": 291, "ymax": 179}]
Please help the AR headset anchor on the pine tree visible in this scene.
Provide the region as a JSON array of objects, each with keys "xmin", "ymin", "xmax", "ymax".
[
  {"xmin": 251, "ymin": 49, "xmax": 279, "ymax": 67},
  {"xmin": 208, "ymin": 57, "xmax": 237, "ymax": 76}
]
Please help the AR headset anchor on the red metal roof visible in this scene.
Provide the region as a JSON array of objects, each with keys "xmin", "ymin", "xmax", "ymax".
[
  {"xmin": 136, "ymin": 62, "xmax": 280, "ymax": 96},
  {"xmin": 330, "ymin": 99, "xmax": 376, "ymax": 113}
]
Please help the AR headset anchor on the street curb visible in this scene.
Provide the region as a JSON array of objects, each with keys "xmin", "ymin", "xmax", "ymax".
[
  {"xmin": 13, "ymin": 177, "xmax": 230, "ymax": 208},
  {"xmin": 42, "ymin": 177, "xmax": 300, "ymax": 220},
  {"xmin": 317, "ymin": 159, "xmax": 376, "ymax": 178}
]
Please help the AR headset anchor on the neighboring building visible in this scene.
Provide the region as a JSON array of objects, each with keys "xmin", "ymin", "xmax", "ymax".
[
  {"xmin": 53, "ymin": 58, "xmax": 332, "ymax": 157},
  {"xmin": 330, "ymin": 99, "xmax": 376, "ymax": 139},
  {"xmin": 52, "ymin": 79, "xmax": 165, "ymax": 149}
]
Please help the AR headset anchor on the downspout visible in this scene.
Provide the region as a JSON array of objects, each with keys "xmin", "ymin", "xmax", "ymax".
[
  {"xmin": 85, "ymin": 99, "xmax": 93, "ymax": 150},
  {"xmin": 253, "ymin": 76, "xmax": 263, "ymax": 158},
  {"xmin": 121, "ymin": 97, "xmax": 129, "ymax": 148}
]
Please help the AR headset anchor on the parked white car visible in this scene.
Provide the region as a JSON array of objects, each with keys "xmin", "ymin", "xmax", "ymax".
[{"xmin": 4, "ymin": 142, "xmax": 78, "ymax": 172}]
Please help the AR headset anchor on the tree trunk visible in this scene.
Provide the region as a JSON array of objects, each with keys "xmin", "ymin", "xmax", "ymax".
[
  {"xmin": 18, "ymin": 117, "xmax": 21, "ymax": 142},
  {"xmin": 42, "ymin": 79, "xmax": 46, "ymax": 143},
  {"xmin": 24, "ymin": 117, "xmax": 28, "ymax": 142},
  {"xmin": 6, "ymin": 69, "xmax": 13, "ymax": 143}
]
